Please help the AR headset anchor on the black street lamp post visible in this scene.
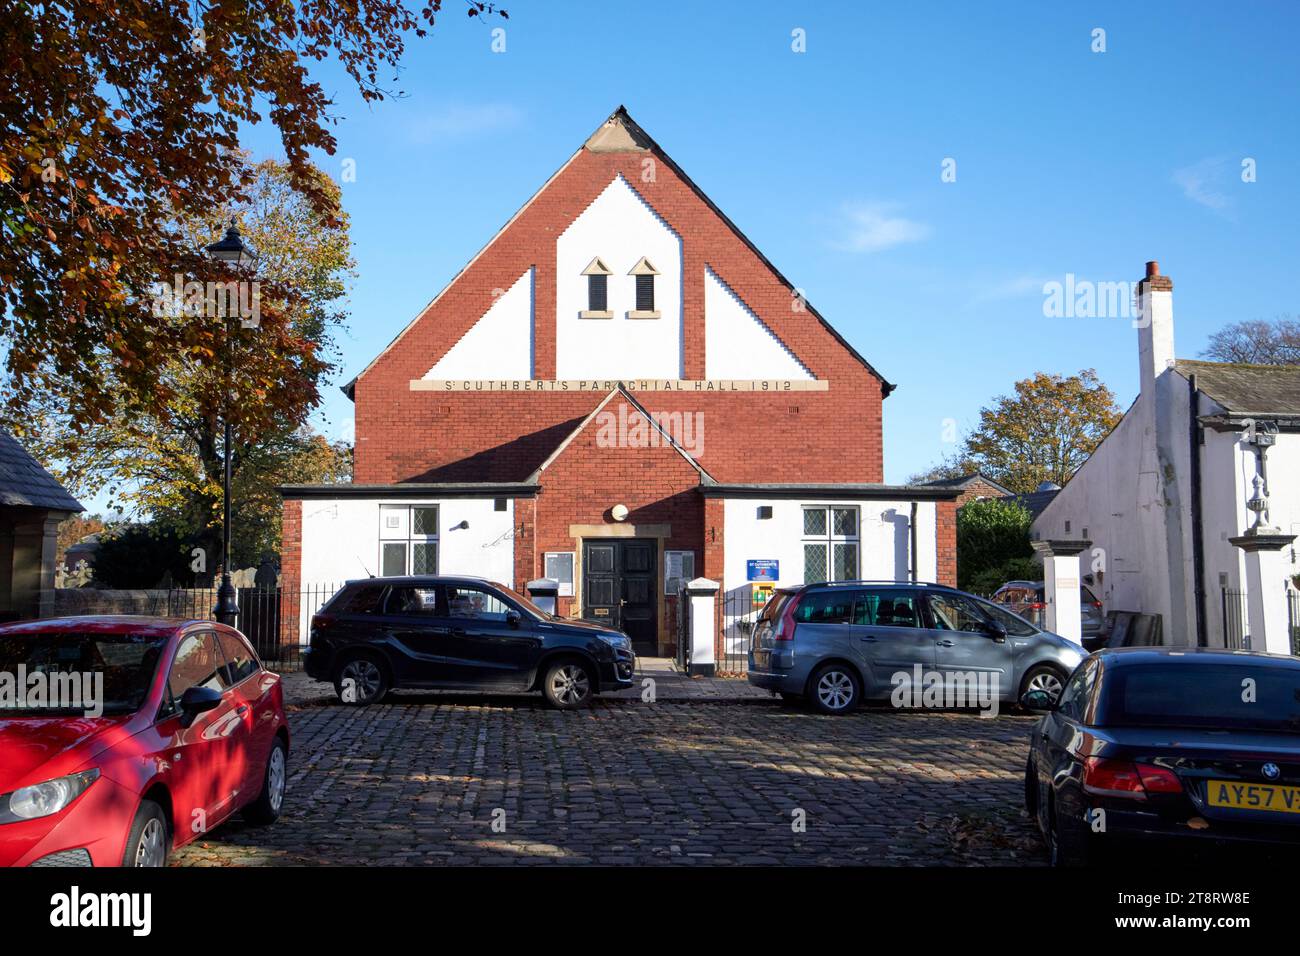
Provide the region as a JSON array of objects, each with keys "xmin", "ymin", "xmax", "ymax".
[{"xmin": 204, "ymin": 220, "xmax": 256, "ymax": 626}]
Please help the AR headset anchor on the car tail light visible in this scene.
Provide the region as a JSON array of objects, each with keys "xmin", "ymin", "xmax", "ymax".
[
  {"xmin": 1136, "ymin": 764, "xmax": 1183, "ymax": 793},
  {"xmin": 311, "ymin": 613, "xmax": 335, "ymax": 634},
  {"xmin": 1028, "ymin": 602, "xmax": 1046, "ymax": 611},
  {"xmin": 773, "ymin": 596, "xmax": 801, "ymax": 641},
  {"xmin": 1084, "ymin": 757, "xmax": 1183, "ymax": 797}
]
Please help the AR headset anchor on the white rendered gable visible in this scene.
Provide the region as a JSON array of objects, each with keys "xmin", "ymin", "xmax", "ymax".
[
  {"xmin": 424, "ymin": 268, "xmax": 534, "ymax": 379},
  {"xmin": 556, "ymin": 175, "xmax": 682, "ymax": 379},
  {"xmin": 705, "ymin": 267, "xmax": 812, "ymax": 379}
]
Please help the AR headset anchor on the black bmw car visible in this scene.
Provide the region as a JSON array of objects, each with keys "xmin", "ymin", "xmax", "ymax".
[
  {"xmin": 1023, "ymin": 647, "xmax": 1300, "ymax": 865},
  {"xmin": 304, "ymin": 576, "xmax": 637, "ymax": 709}
]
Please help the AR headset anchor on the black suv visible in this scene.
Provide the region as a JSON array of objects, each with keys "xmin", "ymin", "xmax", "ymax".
[{"xmin": 304, "ymin": 576, "xmax": 637, "ymax": 709}]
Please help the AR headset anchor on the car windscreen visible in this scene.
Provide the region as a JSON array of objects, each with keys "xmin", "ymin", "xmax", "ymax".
[
  {"xmin": 0, "ymin": 631, "xmax": 169, "ymax": 715},
  {"xmin": 490, "ymin": 582, "xmax": 553, "ymax": 620},
  {"xmin": 1100, "ymin": 662, "xmax": 1300, "ymax": 732}
]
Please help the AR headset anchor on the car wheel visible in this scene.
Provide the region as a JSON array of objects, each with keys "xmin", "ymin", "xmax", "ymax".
[
  {"xmin": 808, "ymin": 663, "xmax": 860, "ymax": 715},
  {"xmin": 1024, "ymin": 757, "xmax": 1038, "ymax": 817},
  {"xmin": 122, "ymin": 799, "xmax": 169, "ymax": 868},
  {"xmin": 1020, "ymin": 664, "xmax": 1066, "ymax": 705},
  {"xmin": 542, "ymin": 659, "xmax": 594, "ymax": 710},
  {"xmin": 1046, "ymin": 799, "xmax": 1091, "ymax": 867},
  {"xmin": 335, "ymin": 655, "xmax": 388, "ymax": 705},
  {"xmin": 243, "ymin": 736, "xmax": 288, "ymax": 826}
]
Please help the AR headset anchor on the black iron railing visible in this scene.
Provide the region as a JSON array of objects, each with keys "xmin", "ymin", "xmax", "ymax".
[
  {"xmin": 43, "ymin": 583, "xmax": 349, "ymax": 671},
  {"xmin": 1221, "ymin": 587, "xmax": 1250, "ymax": 650}
]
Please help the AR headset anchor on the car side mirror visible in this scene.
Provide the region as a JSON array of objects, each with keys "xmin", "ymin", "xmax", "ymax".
[
  {"xmin": 505, "ymin": 609, "xmax": 522, "ymax": 628},
  {"xmin": 984, "ymin": 619, "xmax": 1008, "ymax": 643},
  {"xmin": 1020, "ymin": 689, "xmax": 1055, "ymax": 711},
  {"xmin": 179, "ymin": 685, "xmax": 222, "ymax": 728}
]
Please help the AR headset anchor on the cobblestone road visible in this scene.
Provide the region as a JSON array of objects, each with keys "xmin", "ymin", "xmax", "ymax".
[{"xmin": 174, "ymin": 692, "xmax": 1047, "ymax": 866}]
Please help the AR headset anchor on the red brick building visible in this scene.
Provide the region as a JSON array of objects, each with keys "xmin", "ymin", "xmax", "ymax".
[{"xmin": 280, "ymin": 108, "xmax": 958, "ymax": 656}]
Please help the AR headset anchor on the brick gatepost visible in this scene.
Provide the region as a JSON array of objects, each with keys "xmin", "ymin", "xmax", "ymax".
[{"xmin": 279, "ymin": 498, "xmax": 302, "ymax": 653}]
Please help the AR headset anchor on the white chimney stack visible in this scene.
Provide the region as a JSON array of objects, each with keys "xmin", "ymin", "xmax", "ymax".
[{"xmin": 1136, "ymin": 260, "xmax": 1175, "ymax": 398}]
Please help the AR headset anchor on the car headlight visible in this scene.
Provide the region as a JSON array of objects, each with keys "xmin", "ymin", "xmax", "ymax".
[
  {"xmin": 599, "ymin": 633, "xmax": 632, "ymax": 651},
  {"xmin": 2, "ymin": 769, "xmax": 100, "ymax": 822}
]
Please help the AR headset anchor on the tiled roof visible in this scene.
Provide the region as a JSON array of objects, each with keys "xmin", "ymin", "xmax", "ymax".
[
  {"xmin": 1001, "ymin": 488, "xmax": 1060, "ymax": 519},
  {"xmin": 0, "ymin": 431, "xmax": 83, "ymax": 512},
  {"xmin": 920, "ymin": 472, "xmax": 1014, "ymax": 496},
  {"xmin": 1176, "ymin": 359, "xmax": 1300, "ymax": 415}
]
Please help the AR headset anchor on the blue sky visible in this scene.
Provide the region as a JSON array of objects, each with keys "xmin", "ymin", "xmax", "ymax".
[{"xmin": 227, "ymin": 0, "xmax": 1297, "ymax": 488}]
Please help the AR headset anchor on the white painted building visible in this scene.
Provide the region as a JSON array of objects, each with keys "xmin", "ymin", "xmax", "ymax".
[{"xmin": 1033, "ymin": 261, "xmax": 1300, "ymax": 649}]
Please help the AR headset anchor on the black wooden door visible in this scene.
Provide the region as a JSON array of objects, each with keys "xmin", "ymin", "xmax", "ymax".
[{"xmin": 583, "ymin": 538, "xmax": 658, "ymax": 655}]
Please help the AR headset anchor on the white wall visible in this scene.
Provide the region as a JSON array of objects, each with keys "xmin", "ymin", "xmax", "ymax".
[
  {"xmin": 425, "ymin": 268, "xmax": 533, "ymax": 379},
  {"xmin": 704, "ymin": 268, "xmax": 812, "ymax": 380},
  {"xmin": 1035, "ymin": 374, "xmax": 1300, "ymax": 648},
  {"xmin": 720, "ymin": 497, "xmax": 938, "ymax": 655},
  {"xmin": 294, "ymin": 497, "xmax": 517, "ymax": 641},
  {"xmin": 556, "ymin": 175, "xmax": 682, "ymax": 379}
]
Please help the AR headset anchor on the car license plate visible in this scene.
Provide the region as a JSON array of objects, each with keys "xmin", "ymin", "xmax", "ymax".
[{"xmin": 1206, "ymin": 779, "xmax": 1300, "ymax": 814}]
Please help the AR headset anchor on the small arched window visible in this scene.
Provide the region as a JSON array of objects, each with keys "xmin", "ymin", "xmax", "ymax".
[
  {"xmin": 628, "ymin": 257, "xmax": 660, "ymax": 318},
  {"xmin": 580, "ymin": 257, "xmax": 612, "ymax": 318}
]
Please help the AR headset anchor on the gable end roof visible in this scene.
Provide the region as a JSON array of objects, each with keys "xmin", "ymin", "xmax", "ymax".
[
  {"xmin": 343, "ymin": 106, "xmax": 894, "ymax": 400},
  {"xmin": 0, "ymin": 432, "xmax": 84, "ymax": 512},
  {"xmin": 526, "ymin": 383, "xmax": 715, "ymax": 484}
]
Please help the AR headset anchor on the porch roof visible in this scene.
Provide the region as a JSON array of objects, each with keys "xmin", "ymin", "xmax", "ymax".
[
  {"xmin": 278, "ymin": 482, "xmax": 539, "ymax": 500},
  {"xmin": 697, "ymin": 482, "xmax": 961, "ymax": 501}
]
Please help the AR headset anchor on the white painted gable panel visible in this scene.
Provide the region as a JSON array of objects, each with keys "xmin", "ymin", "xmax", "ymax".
[
  {"xmin": 425, "ymin": 268, "xmax": 534, "ymax": 378},
  {"xmin": 705, "ymin": 268, "xmax": 811, "ymax": 379},
  {"xmin": 556, "ymin": 175, "xmax": 682, "ymax": 379}
]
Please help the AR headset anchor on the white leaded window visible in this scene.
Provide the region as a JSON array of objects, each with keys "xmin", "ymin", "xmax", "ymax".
[
  {"xmin": 802, "ymin": 506, "xmax": 859, "ymax": 583},
  {"xmin": 379, "ymin": 504, "xmax": 439, "ymax": 576}
]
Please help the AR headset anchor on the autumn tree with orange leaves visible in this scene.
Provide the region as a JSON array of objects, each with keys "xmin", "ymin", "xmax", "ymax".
[{"xmin": 0, "ymin": 0, "xmax": 504, "ymax": 429}]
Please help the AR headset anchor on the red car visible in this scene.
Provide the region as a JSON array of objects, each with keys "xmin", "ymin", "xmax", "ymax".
[{"xmin": 0, "ymin": 617, "xmax": 289, "ymax": 867}]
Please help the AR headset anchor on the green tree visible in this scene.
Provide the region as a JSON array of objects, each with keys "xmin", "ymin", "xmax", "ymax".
[
  {"xmin": 956, "ymin": 498, "xmax": 1035, "ymax": 593},
  {"xmin": 960, "ymin": 370, "xmax": 1120, "ymax": 494},
  {"xmin": 92, "ymin": 524, "xmax": 200, "ymax": 589}
]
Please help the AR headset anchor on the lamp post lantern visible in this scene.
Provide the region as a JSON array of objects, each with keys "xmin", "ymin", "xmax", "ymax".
[{"xmin": 204, "ymin": 219, "xmax": 256, "ymax": 626}]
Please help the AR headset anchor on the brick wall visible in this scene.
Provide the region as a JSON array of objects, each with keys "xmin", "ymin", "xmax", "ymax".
[
  {"xmin": 279, "ymin": 498, "xmax": 302, "ymax": 647},
  {"xmin": 953, "ymin": 477, "xmax": 1007, "ymax": 508},
  {"xmin": 352, "ymin": 144, "xmax": 887, "ymax": 486},
  {"xmin": 936, "ymin": 499, "xmax": 957, "ymax": 587},
  {"xmin": 531, "ymin": 397, "xmax": 704, "ymax": 643}
]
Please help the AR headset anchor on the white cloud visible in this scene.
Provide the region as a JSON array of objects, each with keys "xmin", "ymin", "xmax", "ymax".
[
  {"xmin": 1173, "ymin": 157, "xmax": 1232, "ymax": 213},
  {"xmin": 407, "ymin": 103, "xmax": 523, "ymax": 144},
  {"xmin": 832, "ymin": 202, "xmax": 931, "ymax": 253},
  {"xmin": 969, "ymin": 274, "xmax": 1055, "ymax": 304}
]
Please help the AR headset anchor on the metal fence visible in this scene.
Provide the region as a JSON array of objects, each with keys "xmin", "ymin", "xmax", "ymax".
[
  {"xmin": 1290, "ymin": 590, "xmax": 1300, "ymax": 656},
  {"xmin": 42, "ymin": 582, "xmax": 347, "ymax": 671},
  {"xmin": 717, "ymin": 587, "xmax": 757, "ymax": 674},
  {"xmin": 1221, "ymin": 587, "xmax": 1250, "ymax": 650}
]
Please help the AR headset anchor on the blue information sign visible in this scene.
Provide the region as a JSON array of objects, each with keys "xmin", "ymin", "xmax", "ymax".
[{"xmin": 746, "ymin": 559, "xmax": 779, "ymax": 582}]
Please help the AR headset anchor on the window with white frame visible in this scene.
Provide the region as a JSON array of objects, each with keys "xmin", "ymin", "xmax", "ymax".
[
  {"xmin": 802, "ymin": 506, "xmax": 859, "ymax": 583},
  {"xmin": 379, "ymin": 504, "xmax": 439, "ymax": 576},
  {"xmin": 544, "ymin": 552, "xmax": 575, "ymax": 596}
]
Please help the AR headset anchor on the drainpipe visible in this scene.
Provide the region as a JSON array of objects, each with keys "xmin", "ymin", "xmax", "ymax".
[
  {"xmin": 1189, "ymin": 373, "xmax": 1208, "ymax": 646},
  {"xmin": 910, "ymin": 501, "xmax": 919, "ymax": 583}
]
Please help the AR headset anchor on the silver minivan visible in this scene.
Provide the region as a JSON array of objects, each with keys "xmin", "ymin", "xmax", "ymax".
[{"xmin": 747, "ymin": 581, "xmax": 1085, "ymax": 715}]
